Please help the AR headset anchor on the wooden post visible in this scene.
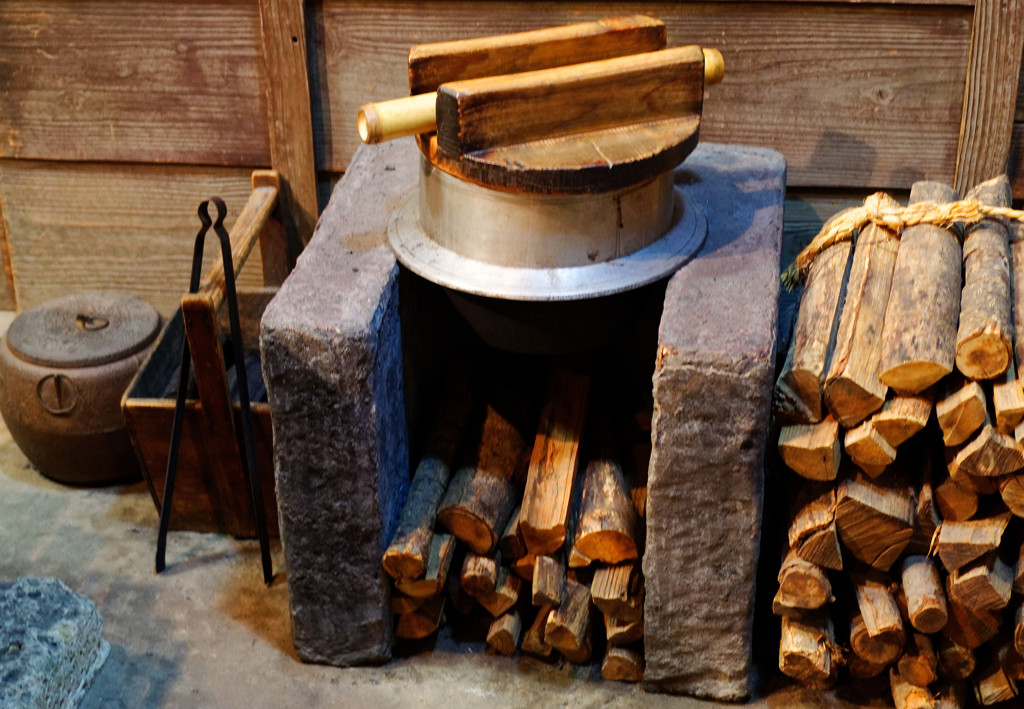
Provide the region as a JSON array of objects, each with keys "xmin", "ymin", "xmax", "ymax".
[
  {"xmin": 824, "ymin": 193, "xmax": 901, "ymax": 426},
  {"xmin": 880, "ymin": 182, "xmax": 961, "ymax": 393}
]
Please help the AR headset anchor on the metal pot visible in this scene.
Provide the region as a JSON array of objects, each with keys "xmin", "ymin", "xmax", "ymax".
[{"xmin": 0, "ymin": 292, "xmax": 161, "ymax": 485}]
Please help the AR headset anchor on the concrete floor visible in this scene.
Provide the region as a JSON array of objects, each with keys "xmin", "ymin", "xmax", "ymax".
[{"xmin": 0, "ymin": 417, "xmax": 884, "ymax": 708}]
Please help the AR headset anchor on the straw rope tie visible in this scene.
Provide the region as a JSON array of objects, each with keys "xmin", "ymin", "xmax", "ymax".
[{"xmin": 781, "ymin": 191, "xmax": 1024, "ymax": 292}]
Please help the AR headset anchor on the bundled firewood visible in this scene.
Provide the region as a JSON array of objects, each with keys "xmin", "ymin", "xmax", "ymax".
[
  {"xmin": 774, "ymin": 176, "xmax": 1024, "ymax": 707},
  {"xmin": 381, "ymin": 357, "xmax": 648, "ymax": 681}
]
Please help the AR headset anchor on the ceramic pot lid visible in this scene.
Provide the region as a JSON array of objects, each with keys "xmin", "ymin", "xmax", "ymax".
[{"xmin": 7, "ymin": 291, "xmax": 161, "ymax": 368}]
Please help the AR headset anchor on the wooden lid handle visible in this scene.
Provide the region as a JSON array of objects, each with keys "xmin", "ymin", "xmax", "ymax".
[{"xmin": 358, "ymin": 47, "xmax": 725, "ymax": 145}]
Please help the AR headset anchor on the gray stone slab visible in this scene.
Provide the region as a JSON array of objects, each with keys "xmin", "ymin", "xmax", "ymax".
[
  {"xmin": 1, "ymin": 576, "xmax": 109, "ymax": 709},
  {"xmin": 642, "ymin": 144, "xmax": 785, "ymax": 700},
  {"xmin": 260, "ymin": 139, "xmax": 419, "ymax": 665}
]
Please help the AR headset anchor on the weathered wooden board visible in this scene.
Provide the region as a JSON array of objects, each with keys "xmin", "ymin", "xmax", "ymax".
[
  {"xmin": 314, "ymin": 1, "xmax": 971, "ymax": 189},
  {"xmin": 0, "ymin": 160, "xmax": 265, "ymax": 316},
  {"xmin": 0, "ymin": 0, "xmax": 270, "ymax": 166}
]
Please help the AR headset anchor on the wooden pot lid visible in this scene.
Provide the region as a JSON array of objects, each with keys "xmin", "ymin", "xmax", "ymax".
[{"xmin": 7, "ymin": 291, "xmax": 161, "ymax": 368}]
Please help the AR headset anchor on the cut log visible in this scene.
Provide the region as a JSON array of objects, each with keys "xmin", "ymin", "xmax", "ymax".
[
  {"xmin": 788, "ymin": 488, "xmax": 843, "ymax": 570},
  {"xmin": 395, "ymin": 533, "xmax": 457, "ymax": 598},
  {"xmin": 1015, "ymin": 543, "xmax": 1024, "ymax": 594},
  {"xmin": 872, "ymin": 389, "xmax": 935, "ymax": 448},
  {"xmin": 566, "ymin": 546, "xmax": 591, "ymax": 569},
  {"xmin": 847, "ymin": 653, "xmax": 890, "ymax": 679},
  {"xmin": 1016, "ymin": 606, "xmax": 1024, "ymax": 659},
  {"xmin": 776, "ymin": 549, "xmax": 832, "ymax": 611},
  {"xmin": 952, "ymin": 414, "xmax": 1024, "ymax": 477},
  {"xmin": 382, "ymin": 366, "xmax": 474, "ymax": 580},
  {"xmin": 945, "ymin": 456, "xmax": 1000, "ymax": 493},
  {"xmin": 957, "ymin": 175, "xmax": 1013, "ymax": 381},
  {"xmin": 853, "ymin": 570, "xmax": 903, "ymax": 639},
  {"xmin": 774, "ymin": 239, "xmax": 852, "ymax": 423},
  {"xmin": 948, "ymin": 552, "xmax": 1012, "ymax": 612},
  {"xmin": 944, "ymin": 584, "xmax": 1001, "ymax": 649},
  {"xmin": 605, "ymin": 613, "xmax": 644, "ymax": 646},
  {"xmin": 601, "ymin": 645, "xmax": 644, "ymax": 682},
  {"xmin": 974, "ymin": 665, "xmax": 1017, "ymax": 706},
  {"xmin": 1002, "ymin": 473, "xmax": 1024, "ymax": 516},
  {"xmin": 519, "ymin": 363, "xmax": 589, "ymax": 556},
  {"xmin": 511, "ymin": 553, "xmax": 538, "ymax": 581},
  {"xmin": 478, "ymin": 566, "xmax": 522, "ymax": 617},
  {"xmin": 934, "ymin": 478, "xmax": 979, "ymax": 522},
  {"xmin": 890, "ymin": 668, "xmax": 936, "ymax": 709},
  {"xmin": 522, "ymin": 605, "xmax": 554, "ymax": 659},
  {"xmin": 850, "ymin": 610, "xmax": 905, "ymax": 666},
  {"xmin": 437, "ymin": 384, "xmax": 531, "ymax": 555},
  {"xmin": 835, "ymin": 474, "xmax": 916, "ymax": 571},
  {"xmin": 779, "ymin": 613, "xmax": 838, "ymax": 688},
  {"xmin": 909, "ymin": 477, "xmax": 940, "ymax": 557},
  {"xmin": 545, "ymin": 577, "xmax": 592, "ymax": 662},
  {"xmin": 824, "ymin": 196, "xmax": 900, "ymax": 426},
  {"xmin": 880, "ymin": 181, "xmax": 961, "ymax": 394},
  {"xmin": 486, "ymin": 611, "xmax": 521, "ymax": 656},
  {"xmin": 996, "ymin": 632, "xmax": 1024, "ymax": 680},
  {"xmin": 394, "ymin": 595, "xmax": 445, "ymax": 640},
  {"xmin": 591, "ymin": 563, "xmax": 643, "ymax": 622},
  {"xmin": 778, "ymin": 416, "xmax": 841, "ymax": 481},
  {"xmin": 531, "ymin": 554, "xmax": 565, "ymax": 607},
  {"xmin": 937, "ymin": 636, "xmax": 976, "ymax": 681},
  {"xmin": 845, "ymin": 421, "xmax": 897, "ymax": 475},
  {"xmin": 898, "ymin": 633, "xmax": 939, "ymax": 688},
  {"xmin": 461, "ymin": 551, "xmax": 499, "ymax": 598},
  {"xmin": 935, "ymin": 514, "xmax": 1011, "ymax": 572},
  {"xmin": 936, "ymin": 378, "xmax": 987, "ymax": 447},
  {"xmin": 391, "ymin": 593, "xmax": 426, "ymax": 615},
  {"xmin": 572, "ymin": 443, "xmax": 639, "ymax": 564},
  {"xmin": 902, "ymin": 555, "xmax": 948, "ymax": 634},
  {"xmin": 499, "ymin": 505, "xmax": 527, "ymax": 560},
  {"xmin": 994, "ymin": 359, "xmax": 1024, "ymax": 434}
]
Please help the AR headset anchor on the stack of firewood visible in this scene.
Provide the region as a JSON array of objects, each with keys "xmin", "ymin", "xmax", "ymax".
[
  {"xmin": 381, "ymin": 359, "xmax": 647, "ymax": 681},
  {"xmin": 773, "ymin": 175, "xmax": 1024, "ymax": 707}
]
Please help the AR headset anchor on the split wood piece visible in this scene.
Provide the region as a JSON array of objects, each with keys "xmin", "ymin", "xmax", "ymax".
[
  {"xmin": 601, "ymin": 645, "xmax": 644, "ymax": 683},
  {"xmin": 872, "ymin": 388, "xmax": 936, "ymax": 448},
  {"xmin": 853, "ymin": 570, "xmax": 903, "ymax": 638},
  {"xmin": 835, "ymin": 474, "xmax": 915, "ymax": 571},
  {"xmin": 890, "ymin": 668, "xmax": 936, "ymax": 709},
  {"xmin": 461, "ymin": 551, "xmax": 499, "ymax": 597},
  {"xmin": 382, "ymin": 365, "xmax": 474, "ymax": 581},
  {"xmin": 522, "ymin": 605, "xmax": 554, "ymax": 659},
  {"xmin": 934, "ymin": 478, "xmax": 979, "ymax": 522},
  {"xmin": 898, "ymin": 633, "xmax": 940, "ymax": 688},
  {"xmin": 788, "ymin": 488, "xmax": 843, "ymax": 570},
  {"xmin": 845, "ymin": 421, "xmax": 897, "ymax": 476},
  {"xmin": 519, "ymin": 363, "xmax": 590, "ymax": 556},
  {"xmin": 936, "ymin": 378, "xmax": 988, "ymax": 447},
  {"xmin": 1016, "ymin": 607, "xmax": 1024, "ymax": 659},
  {"xmin": 909, "ymin": 478, "xmax": 940, "ymax": 557},
  {"xmin": 1000, "ymin": 473, "xmax": 1024, "ymax": 516},
  {"xmin": 945, "ymin": 454, "xmax": 1000, "ymax": 493},
  {"xmin": 408, "ymin": 15, "xmax": 667, "ymax": 95},
  {"xmin": 777, "ymin": 416, "xmax": 841, "ymax": 481},
  {"xmin": 1000, "ymin": 625, "xmax": 1024, "ymax": 679},
  {"xmin": 498, "ymin": 505, "xmax": 527, "ymax": 560},
  {"xmin": 994, "ymin": 359, "xmax": 1024, "ymax": 433},
  {"xmin": 478, "ymin": 566, "xmax": 522, "ymax": 618},
  {"xmin": 394, "ymin": 595, "xmax": 445, "ymax": 640},
  {"xmin": 903, "ymin": 555, "xmax": 948, "ymax": 634},
  {"xmin": 850, "ymin": 611, "xmax": 905, "ymax": 666},
  {"xmin": 944, "ymin": 587, "xmax": 1001, "ymax": 649},
  {"xmin": 948, "ymin": 552, "xmax": 1012, "ymax": 611},
  {"xmin": 774, "ymin": 239, "xmax": 852, "ymax": 423},
  {"xmin": 486, "ymin": 611, "xmax": 521, "ymax": 657},
  {"xmin": 605, "ymin": 614, "xmax": 644, "ymax": 647},
  {"xmin": 1015, "ymin": 543, "xmax": 1024, "ymax": 594},
  {"xmin": 512, "ymin": 553, "xmax": 537, "ymax": 581},
  {"xmin": 847, "ymin": 653, "xmax": 890, "ymax": 680},
  {"xmin": 880, "ymin": 182, "xmax": 962, "ymax": 394},
  {"xmin": 434, "ymin": 45, "xmax": 704, "ymax": 157},
  {"xmin": 951, "ymin": 413, "xmax": 1024, "ymax": 478},
  {"xmin": 934, "ymin": 514, "xmax": 1011, "ymax": 572},
  {"xmin": 937, "ymin": 636, "xmax": 976, "ymax": 681},
  {"xmin": 395, "ymin": 533, "xmax": 457, "ymax": 598},
  {"xmin": 779, "ymin": 613, "xmax": 838, "ymax": 688},
  {"xmin": 437, "ymin": 385, "xmax": 531, "ymax": 555},
  {"xmin": 532, "ymin": 554, "xmax": 565, "ymax": 607},
  {"xmin": 591, "ymin": 563, "xmax": 643, "ymax": 623},
  {"xmin": 391, "ymin": 593, "xmax": 426, "ymax": 615},
  {"xmin": 957, "ymin": 175, "xmax": 1013, "ymax": 380},
  {"xmin": 974, "ymin": 664, "xmax": 1018, "ymax": 706},
  {"xmin": 572, "ymin": 444, "xmax": 639, "ymax": 564},
  {"xmin": 776, "ymin": 549, "xmax": 832, "ymax": 612},
  {"xmin": 545, "ymin": 577, "xmax": 592, "ymax": 663}
]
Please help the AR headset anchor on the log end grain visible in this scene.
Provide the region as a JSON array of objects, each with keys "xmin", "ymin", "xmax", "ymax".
[{"xmin": 879, "ymin": 362, "xmax": 951, "ymax": 397}]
